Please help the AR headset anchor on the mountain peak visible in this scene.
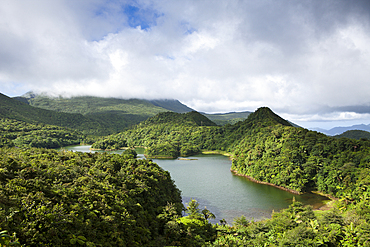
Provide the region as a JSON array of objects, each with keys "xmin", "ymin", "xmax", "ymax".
[{"xmin": 247, "ymin": 107, "xmax": 292, "ymax": 127}]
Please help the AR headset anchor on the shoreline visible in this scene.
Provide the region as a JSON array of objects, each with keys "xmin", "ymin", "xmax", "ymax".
[
  {"xmin": 230, "ymin": 169, "xmax": 336, "ymax": 211},
  {"xmin": 230, "ymin": 169, "xmax": 303, "ymax": 195},
  {"xmin": 201, "ymin": 150, "xmax": 231, "ymax": 157}
]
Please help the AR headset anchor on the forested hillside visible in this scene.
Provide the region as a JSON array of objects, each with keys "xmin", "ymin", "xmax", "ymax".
[
  {"xmin": 93, "ymin": 107, "xmax": 370, "ymax": 199},
  {"xmin": 17, "ymin": 94, "xmax": 168, "ymax": 116},
  {"xmin": 0, "ymin": 93, "xmax": 108, "ymax": 136},
  {"xmin": 14, "ymin": 93, "xmax": 186, "ymax": 135},
  {"xmin": 0, "ymin": 118, "xmax": 85, "ymax": 148},
  {"xmin": 335, "ymin": 129, "xmax": 370, "ymax": 140},
  {"xmin": 91, "ymin": 111, "xmax": 222, "ymax": 157},
  {"xmin": 87, "ymin": 107, "xmax": 370, "ymax": 245},
  {"xmin": 0, "ymin": 148, "xmax": 187, "ymax": 246},
  {"xmin": 92, "ymin": 107, "xmax": 291, "ymax": 158},
  {"xmin": 2, "ymin": 105, "xmax": 370, "ymax": 245}
]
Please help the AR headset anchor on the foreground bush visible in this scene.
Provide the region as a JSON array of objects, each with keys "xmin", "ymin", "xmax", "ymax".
[{"xmin": 0, "ymin": 147, "xmax": 182, "ymax": 246}]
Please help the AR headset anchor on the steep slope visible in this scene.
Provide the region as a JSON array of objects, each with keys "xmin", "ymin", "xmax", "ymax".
[
  {"xmin": 17, "ymin": 94, "xmax": 167, "ymax": 115},
  {"xmin": 92, "ymin": 107, "xmax": 287, "ymax": 156},
  {"xmin": 0, "ymin": 92, "xmax": 104, "ymax": 135},
  {"xmin": 14, "ymin": 93, "xmax": 197, "ymax": 135},
  {"xmin": 91, "ymin": 111, "xmax": 218, "ymax": 155},
  {"xmin": 0, "ymin": 118, "xmax": 84, "ymax": 148},
  {"xmin": 245, "ymin": 107, "xmax": 292, "ymax": 126},
  {"xmin": 231, "ymin": 110, "xmax": 370, "ymax": 196},
  {"xmin": 93, "ymin": 106, "xmax": 370, "ymax": 201}
]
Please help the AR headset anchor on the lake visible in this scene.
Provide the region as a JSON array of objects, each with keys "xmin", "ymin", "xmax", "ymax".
[{"xmin": 60, "ymin": 145, "xmax": 329, "ymax": 224}]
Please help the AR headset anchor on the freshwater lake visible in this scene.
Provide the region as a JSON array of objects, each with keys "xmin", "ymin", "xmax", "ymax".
[{"xmin": 60, "ymin": 145, "xmax": 329, "ymax": 224}]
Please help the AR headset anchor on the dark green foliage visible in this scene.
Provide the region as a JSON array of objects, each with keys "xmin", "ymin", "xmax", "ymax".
[
  {"xmin": 232, "ymin": 124, "xmax": 370, "ymax": 196},
  {"xmin": 91, "ymin": 137, "xmax": 127, "ymax": 150},
  {"xmin": 180, "ymin": 144, "xmax": 201, "ymax": 157},
  {"xmin": 0, "ymin": 229, "xmax": 21, "ymax": 246},
  {"xmin": 17, "ymin": 94, "xmax": 167, "ymax": 116},
  {"xmin": 211, "ymin": 198, "xmax": 370, "ymax": 247},
  {"xmin": 145, "ymin": 142, "xmax": 180, "ymax": 159},
  {"xmin": 245, "ymin": 107, "xmax": 292, "ymax": 127},
  {"xmin": 92, "ymin": 106, "xmax": 370, "ymax": 201},
  {"xmin": 0, "ymin": 147, "xmax": 183, "ymax": 246},
  {"xmin": 14, "ymin": 94, "xmax": 171, "ymax": 136},
  {"xmin": 0, "ymin": 118, "xmax": 84, "ymax": 148},
  {"xmin": 122, "ymin": 148, "xmax": 137, "ymax": 159},
  {"xmin": 2, "ymin": 103, "xmax": 370, "ymax": 245},
  {"xmin": 335, "ymin": 130, "xmax": 370, "ymax": 140},
  {"xmin": 92, "ymin": 107, "xmax": 291, "ymax": 158},
  {"xmin": 0, "ymin": 92, "xmax": 105, "ymax": 136},
  {"xmin": 161, "ymin": 199, "xmax": 217, "ymax": 246}
]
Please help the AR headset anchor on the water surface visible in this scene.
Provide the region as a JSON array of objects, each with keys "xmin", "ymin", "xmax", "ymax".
[{"xmin": 60, "ymin": 145, "xmax": 329, "ymax": 224}]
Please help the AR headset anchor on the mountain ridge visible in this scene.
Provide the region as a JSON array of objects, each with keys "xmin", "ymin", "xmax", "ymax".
[{"xmin": 311, "ymin": 123, "xmax": 370, "ymax": 136}]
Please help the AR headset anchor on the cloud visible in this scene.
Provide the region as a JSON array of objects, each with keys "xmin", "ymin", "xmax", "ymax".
[{"xmin": 1, "ymin": 0, "xmax": 370, "ymax": 127}]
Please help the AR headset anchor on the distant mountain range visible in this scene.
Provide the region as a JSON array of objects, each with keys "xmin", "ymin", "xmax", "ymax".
[
  {"xmin": 9, "ymin": 92, "xmax": 196, "ymax": 135},
  {"xmin": 6, "ymin": 91, "xmax": 370, "ymax": 139},
  {"xmin": 14, "ymin": 92, "xmax": 253, "ymax": 125},
  {"xmin": 334, "ymin": 130, "xmax": 370, "ymax": 140},
  {"xmin": 11, "ymin": 91, "xmax": 253, "ymax": 127},
  {"xmin": 311, "ymin": 124, "xmax": 370, "ymax": 136}
]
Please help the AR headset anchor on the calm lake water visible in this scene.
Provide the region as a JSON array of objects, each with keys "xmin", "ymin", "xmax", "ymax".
[{"xmin": 60, "ymin": 145, "xmax": 329, "ymax": 224}]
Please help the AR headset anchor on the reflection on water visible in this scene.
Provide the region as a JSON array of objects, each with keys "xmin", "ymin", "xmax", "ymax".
[{"xmin": 60, "ymin": 145, "xmax": 329, "ymax": 224}]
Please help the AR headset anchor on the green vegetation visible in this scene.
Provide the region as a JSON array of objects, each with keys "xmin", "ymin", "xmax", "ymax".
[
  {"xmin": 3, "ymin": 96, "xmax": 370, "ymax": 246},
  {"xmin": 17, "ymin": 94, "xmax": 168, "ymax": 116},
  {"xmin": 90, "ymin": 137, "xmax": 127, "ymax": 150},
  {"xmin": 92, "ymin": 107, "xmax": 289, "ymax": 158},
  {"xmin": 0, "ymin": 118, "xmax": 85, "ymax": 149},
  {"xmin": 14, "ymin": 94, "xmax": 175, "ymax": 136},
  {"xmin": 91, "ymin": 111, "xmax": 218, "ymax": 157},
  {"xmin": 211, "ymin": 199, "xmax": 370, "ymax": 246},
  {"xmin": 10, "ymin": 92, "xmax": 251, "ymax": 135},
  {"xmin": 335, "ymin": 129, "xmax": 370, "ymax": 140},
  {"xmin": 0, "ymin": 93, "xmax": 107, "ymax": 136},
  {"xmin": 92, "ymin": 106, "xmax": 370, "ymax": 201},
  {"xmin": 0, "ymin": 147, "xmax": 183, "ymax": 246}
]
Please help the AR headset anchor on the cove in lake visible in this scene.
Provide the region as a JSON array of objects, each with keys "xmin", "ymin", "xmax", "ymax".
[{"xmin": 60, "ymin": 145, "xmax": 329, "ymax": 224}]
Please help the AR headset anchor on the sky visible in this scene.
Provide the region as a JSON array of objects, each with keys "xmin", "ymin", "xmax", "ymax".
[{"xmin": 1, "ymin": 0, "xmax": 370, "ymax": 130}]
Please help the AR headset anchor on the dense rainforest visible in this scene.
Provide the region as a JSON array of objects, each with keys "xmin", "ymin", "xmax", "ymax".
[
  {"xmin": 88, "ymin": 107, "xmax": 370, "ymax": 245},
  {"xmin": 334, "ymin": 129, "xmax": 370, "ymax": 140},
  {"xmin": 93, "ymin": 107, "xmax": 370, "ymax": 198},
  {"xmin": 0, "ymin": 93, "xmax": 108, "ymax": 136},
  {"xmin": 0, "ymin": 118, "xmax": 86, "ymax": 149},
  {"xmin": 13, "ymin": 93, "xmax": 197, "ymax": 136},
  {"xmin": 2, "ymin": 99, "xmax": 370, "ymax": 246},
  {"xmin": 0, "ymin": 148, "xmax": 186, "ymax": 246}
]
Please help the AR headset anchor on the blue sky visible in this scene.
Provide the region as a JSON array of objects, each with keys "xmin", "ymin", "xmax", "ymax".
[{"xmin": 1, "ymin": 0, "xmax": 370, "ymax": 130}]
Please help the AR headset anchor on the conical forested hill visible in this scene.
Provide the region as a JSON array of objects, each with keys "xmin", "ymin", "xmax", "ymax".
[{"xmin": 245, "ymin": 107, "xmax": 292, "ymax": 127}]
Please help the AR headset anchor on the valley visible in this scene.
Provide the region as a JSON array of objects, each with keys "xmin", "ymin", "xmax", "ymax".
[{"xmin": 1, "ymin": 92, "xmax": 370, "ymax": 246}]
